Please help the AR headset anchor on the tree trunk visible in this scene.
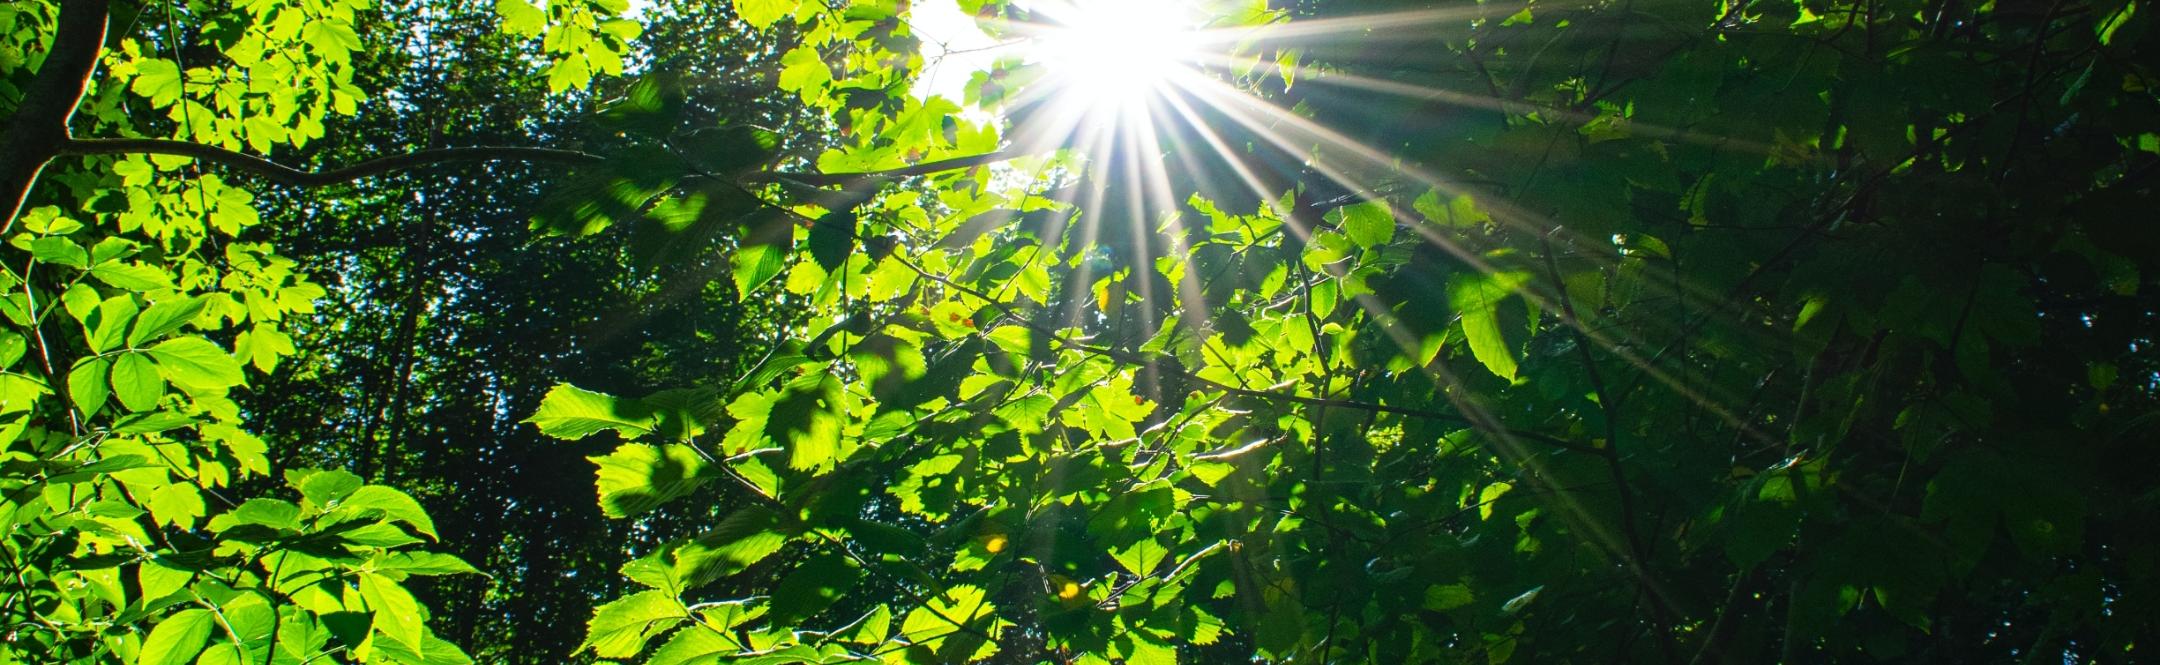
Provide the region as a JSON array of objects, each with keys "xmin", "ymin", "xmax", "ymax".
[{"xmin": 0, "ymin": 0, "xmax": 110, "ymax": 229}]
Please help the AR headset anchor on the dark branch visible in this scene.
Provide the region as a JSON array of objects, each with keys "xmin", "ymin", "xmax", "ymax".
[
  {"xmin": 0, "ymin": 0, "xmax": 1016, "ymax": 224},
  {"xmin": 62, "ymin": 138, "xmax": 1021, "ymax": 192},
  {"xmin": 742, "ymin": 150, "xmax": 1022, "ymax": 187},
  {"xmin": 61, "ymin": 138, "xmax": 607, "ymax": 187},
  {"xmin": 0, "ymin": 0, "xmax": 110, "ymax": 228}
]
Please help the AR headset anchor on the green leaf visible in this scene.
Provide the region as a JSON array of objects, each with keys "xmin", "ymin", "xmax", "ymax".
[
  {"xmin": 622, "ymin": 552, "xmax": 683, "ymax": 595},
  {"xmin": 1423, "ymin": 584, "xmax": 1475, "ymax": 611},
  {"xmin": 634, "ymin": 187, "xmax": 753, "ymax": 270},
  {"xmin": 21, "ymin": 207, "xmax": 84, "ymax": 235},
  {"xmin": 113, "ymin": 411, "xmax": 193, "ymax": 434},
  {"xmin": 130, "ymin": 59, "xmax": 185, "ymax": 108},
  {"xmin": 148, "ymin": 483, "xmax": 206, "ymax": 529},
  {"xmin": 2098, "ymin": 0, "xmax": 2136, "ymax": 45},
  {"xmin": 844, "ymin": 605, "xmax": 892, "ymax": 645},
  {"xmin": 734, "ymin": 0, "xmax": 793, "ymax": 30},
  {"xmin": 1125, "ymin": 634, "xmax": 1178, "ymax": 665},
  {"xmin": 88, "ymin": 236, "xmax": 138, "ymax": 263},
  {"xmin": 673, "ymin": 507, "xmax": 789, "ymax": 588},
  {"xmin": 900, "ymin": 584, "xmax": 992, "ymax": 647},
  {"xmin": 676, "ymin": 125, "xmax": 780, "ymax": 174},
  {"xmin": 110, "ymin": 352, "xmax": 163, "ymax": 412},
  {"xmin": 732, "ymin": 242, "xmax": 789, "ymax": 296},
  {"xmin": 193, "ymin": 642, "xmax": 245, "ymax": 665},
  {"xmin": 234, "ymin": 325, "xmax": 296, "ymax": 372},
  {"xmin": 359, "ymin": 573, "xmax": 425, "ymax": 652},
  {"xmin": 809, "ymin": 212, "xmax": 856, "ymax": 272},
  {"xmin": 333, "ymin": 486, "xmax": 439, "ymax": 539},
  {"xmin": 295, "ymin": 468, "xmax": 363, "ymax": 507},
  {"xmin": 337, "ymin": 523, "xmax": 424, "ymax": 549},
  {"xmin": 647, "ymin": 626, "xmax": 739, "ymax": 665},
  {"xmin": 375, "ymin": 552, "xmax": 483, "ymax": 577},
  {"xmin": 30, "ymin": 236, "xmax": 89, "ymax": 267},
  {"xmin": 765, "ymin": 376, "xmax": 846, "ymax": 471},
  {"xmin": 590, "ymin": 444, "xmax": 713, "ymax": 519},
  {"xmin": 1415, "ymin": 189, "xmax": 1492, "ymax": 227},
  {"xmin": 137, "ymin": 559, "xmax": 194, "ymax": 604},
  {"xmin": 525, "ymin": 384, "xmax": 656, "ymax": 439},
  {"xmin": 0, "ymin": 332, "xmax": 24, "ymax": 369},
  {"xmin": 231, "ymin": 498, "xmax": 301, "ymax": 530},
  {"xmin": 1299, "ymin": 230, "xmax": 1355, "ymax": 271},
  {"xmin": 269, "ymin": 613, "xmax": 329, "ymax": 663},
  {"xmin": 1111, "ymin": 537, "xmax": 1170, "ymax": 577},
  {"xmin": 85, "ymin": 297, "xmax": 138, "ymax": 353},
  {"xmin": 136, "ymin": 609, "xmax": 215, "ymax": 665},
  {"xmin": 146, "ymin": 337, "xmax": 244, "ymax": 390},
  {"xmin": 1188, "ymin": 461, "xmax": 1235, "ymax": 486},
  {"xmin": 1501, "ymin": 585, "xmax": 1544, "ymax": 614},
  {"xmin": 582, "ymin": 590, "xmax": 686, "ymax": 658},
  {"xmin": 770, "ymin": 553, "xmax": 860, "ymax": 625},
  {"xmin": 1329, "ymin": 200, "xmax": 1395, "ymax": 249},
  {"xmin": 67, "ymin": 357, "xmax": 110, "ymax": 416},
  {"xmin": 90, "ymin": 261, "xmax": 176, "ymax": 291},
  {"xmin": 777, "ymin": 45, "xmax": 832, "ymax": 93},
  {"xmin": 495, "ymin": 0, "xmax": 545, "ymax": 34},
  {"xmin": 0, "ymin": 373, "xmax": 51, "ymax": 415},
  {"xmin": 547, "ymin": 53, "xmax": 593, "ymax": 94},
  {"xmin": 1447, "ymin": 270, "xmax": 1530, "ymax": 380},
  {"xmin": 598, "ymin": 74, "xmax": 689, "ymax": 139},
  {"xmin": 370, "ymin": 634, "xmax": 475, "ymax": 665},
  {"xmin": 218, "ymin": 598, "xmax": 277, "ymax": 647},
  {"xmin": 129, "ymin": 297, "xmax": 206, "ymax": 347}
]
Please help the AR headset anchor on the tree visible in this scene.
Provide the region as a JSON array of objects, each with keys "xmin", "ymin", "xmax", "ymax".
[
  {"xmin": 0, "ymin": 0, "xmax": 642, "ymax": 661},
  {"xmin": 528, "ymin": 0, "xmax": 2160, "ymax": 662},
  {"xmin": 7, "ymin": 0, "xmax": 2158, "ymax": 663},
  {"xmin": 240, "ymin": 1, "xmax": 813, "ymax": 659}
]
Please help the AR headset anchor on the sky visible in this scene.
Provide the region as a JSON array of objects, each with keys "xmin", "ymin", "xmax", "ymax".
[{"xmin": 907, "ymin": 0, "xmax": 1014, "ymax": 103}]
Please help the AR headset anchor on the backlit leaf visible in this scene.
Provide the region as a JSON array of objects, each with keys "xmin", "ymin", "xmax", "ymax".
[{"xmin": 526, "ymin": 384, "xmax": 656, "ymax": 439}]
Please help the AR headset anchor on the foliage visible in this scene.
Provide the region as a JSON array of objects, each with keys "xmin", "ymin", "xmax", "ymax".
[
  {"xmin": 4, "ymin": 0, "xmax": 2157, "ymax": 662},
  {"xmin": 0, "ymin": 0, "xmax": 646, "ymax": 661},
  {"xmin": 232, "ymin": 2, "xmax": 811, "ymax": 659},
  {"xmin": 524, "ymin": 0, "xmax": 2160, "ymax": 662}
]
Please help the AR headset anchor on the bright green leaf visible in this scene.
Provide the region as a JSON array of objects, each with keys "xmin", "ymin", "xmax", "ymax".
[
  {"xmin": 590, "ymin": 443, "xmax": 713, "ymax": 519},
  {"xmin": 526, "ymin": 384, "xmax": 656, "ymax": 439},
  {"xmin": 110, "ymin": 352, "xmax": 163, "ymax": 412},
  {"xmin": 734, "ymin": 0, "xmax": 793, "ymax": 30},
  {"xmin": 136, "ymin": 609, "xmax": 214, "ymax": 665},
  {"xmin": 147, "ymin": 337, "xmax": 244, "ymax": 390},
  {"xmin": 582, "ymin": 590, "xmax": 686, "ymax": 658},
  {"xmin": 1329, "ymin": 200, "xmax": 1395, "ymax": 249},
  {"xmin": 1447, "ymin": 270, "xmax": 1529, "ymax": 380},
  {"xmin": 359, "ymin": 573, "xmax": 426, "ymax": 652}
]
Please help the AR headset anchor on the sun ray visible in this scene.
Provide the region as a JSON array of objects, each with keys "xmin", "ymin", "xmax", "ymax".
[
  {"xmin": 1163, "ymin": 67, "xmax": 1790, "ymax": 446},
  {"xmin": 986, "ymin": 0, "xmax": 1794, "ymax": 457},
  {"xmin": 1195, "ymin": 53, "xmax": 1791, "ymax": 160},
  {"xmin": 1215, "ymin": 5, "xmax": 1532, "ymax": 43}
]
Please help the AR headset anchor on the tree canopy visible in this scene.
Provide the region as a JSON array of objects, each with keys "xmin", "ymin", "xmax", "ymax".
[{"xmin": 2, "ymin": 0, "xmax": 2156, "ymax": 663}]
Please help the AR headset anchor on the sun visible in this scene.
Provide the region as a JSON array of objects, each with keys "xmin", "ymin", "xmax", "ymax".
[{"xmin": 1028, "ymin": 0, "xmax": 1205, "ymax": 111}]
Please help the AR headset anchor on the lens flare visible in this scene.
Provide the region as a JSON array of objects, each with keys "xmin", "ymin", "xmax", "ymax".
[{"xmin": 1030, "ymin": 0, "xmax": 1203, "ymax": 112}]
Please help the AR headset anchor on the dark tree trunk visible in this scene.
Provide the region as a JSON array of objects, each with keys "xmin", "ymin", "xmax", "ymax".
[{"xmin": 0, "ymin": 0, "xmax": 109, "ymax": 227}]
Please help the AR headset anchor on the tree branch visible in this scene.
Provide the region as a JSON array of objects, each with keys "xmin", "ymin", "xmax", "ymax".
[
  {"xmin": 0, "ymin": 0, "xmax": 1019, "ymax": 226},
  {"xmin": 741, "ymin": 150, "xmax": 1023, "ymax": 187},
  {"xmin": 60, "ymin": 138, "xmax": 607, "ymax": 187},
  {"xmin": 0, "ymin": 0, "xmax": 110, "ymax": 229},
  {"xmin": 62, "ymin": 138, "xmax": 1023, "ymax": 193}
]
